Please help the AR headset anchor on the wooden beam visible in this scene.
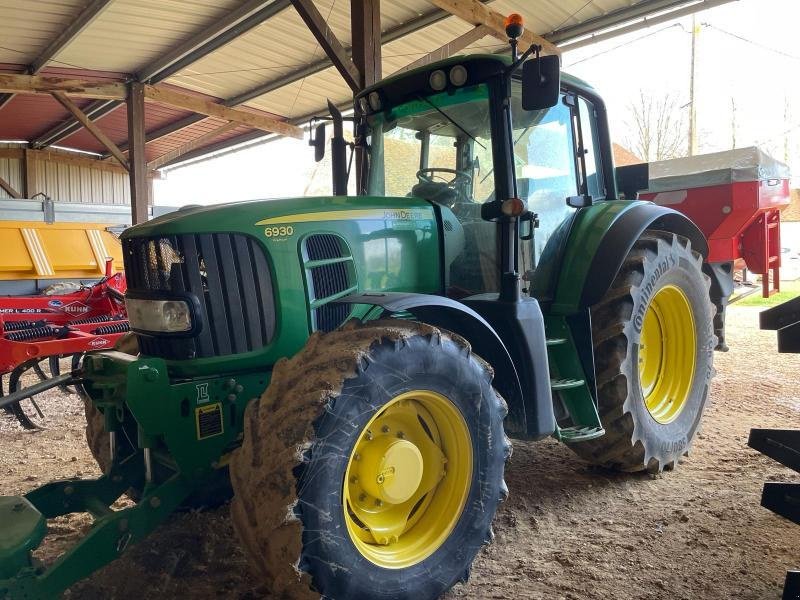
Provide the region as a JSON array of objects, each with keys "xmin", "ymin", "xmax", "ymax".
[
  {"xmin": 32, "ymin": 149, "xmax": 128, "ymax": 175},
  {"xmin": 51, "ymin": 92, "xmax": 129, "ymax": 170},
  {"xmin": 0, "ymin": 74, "xmax": 127, "ymax": 100},
  {"xmin": 0, "ymin": 174, "xmax": 22, "ymax": 199},
  {"xmin": 428, "ymin": 0, "xmax": 561, "ymax": 56},
  {"xmin": 142, "ymin": 85, "xmax": 303, "ymax": 139},
  {"xmin": 146, "ymin": 121, "xmax": 238, "ymax": 170},
  {"xmin": 127, "ymin": 82, "xmax": 148, "ymax": 225},
  {"xmin": 291, "ymin": 0, "xmax": 361, "ymax": 92},
  {"xmin": 0, "ymin": 149, "xmax": 24, "ymax": 160},
  {"xmin": 395, "ymin": 24, "xmax": 490, "ymax": 74},
  {"xmin": 29, "ymin": 0, "xmax": 114, "ymax": 74},
  {"xmin": 351, "ymin": 0, "xmax": 382, "ymax": 88}
]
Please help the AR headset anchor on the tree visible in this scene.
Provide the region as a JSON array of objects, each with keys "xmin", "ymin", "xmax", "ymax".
[{"xmin": 624, "ymin": 90, "xmax": 687, "ymax": 162}]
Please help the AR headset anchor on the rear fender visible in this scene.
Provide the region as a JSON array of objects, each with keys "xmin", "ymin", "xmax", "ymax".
[
  {"xmin": 341, "ymin": 292, "xmax": 531, "ymax": 436},
  {"xmin": 549, "ymin": 200, "xmax": 708, "ymax": 315}
]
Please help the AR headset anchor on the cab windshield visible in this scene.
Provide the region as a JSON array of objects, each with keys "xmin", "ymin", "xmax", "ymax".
[{"xmin": 366, "ymin": 84, "xmax": 495, "ymax": 205}]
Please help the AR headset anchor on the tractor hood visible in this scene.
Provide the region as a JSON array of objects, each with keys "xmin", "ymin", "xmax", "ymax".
[
  {"xmin": 118, "ymin": 195, "xmax": 444, "ymax": 374},
  {"xmin": 122, "ymin": 195, "xmax": 436, "ymax": 239}
]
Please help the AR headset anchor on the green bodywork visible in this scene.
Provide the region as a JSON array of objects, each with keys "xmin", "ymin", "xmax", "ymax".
[{"xmin": 0, "ymin": 51, "xmax": 670, "ymax": 598}]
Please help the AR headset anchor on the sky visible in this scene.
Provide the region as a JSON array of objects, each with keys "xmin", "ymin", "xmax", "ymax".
[{"xmin": 154, "ymin": 0, "xmax": 800, "ymax": 205}]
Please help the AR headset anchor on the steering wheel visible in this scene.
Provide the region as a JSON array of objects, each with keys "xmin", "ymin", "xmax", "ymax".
[{"xmin": 416, "ymin": 168, "xmax": 473, "ymax": 188}]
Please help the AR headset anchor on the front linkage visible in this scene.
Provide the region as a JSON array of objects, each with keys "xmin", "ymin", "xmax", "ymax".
[{"xmin": 0, "ymin": 350, "xmax": 266, "ymax": 599}]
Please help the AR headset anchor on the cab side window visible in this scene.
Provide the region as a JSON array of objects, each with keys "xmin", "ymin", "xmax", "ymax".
[{"xmin": 577, "ymin": 97, "xmax": 605, "ymax": 200}]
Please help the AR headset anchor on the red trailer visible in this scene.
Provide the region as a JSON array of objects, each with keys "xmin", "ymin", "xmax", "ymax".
[{"xmin": 639, "ymin": 147, "xmax": 791, "ymax": 297}]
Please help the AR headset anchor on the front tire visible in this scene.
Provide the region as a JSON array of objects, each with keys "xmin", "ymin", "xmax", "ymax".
[
  {"xmin": 569, "ymin": 231, "xmax": 715, "ymax": 472},
  {"xmin": 230, "ymin": 319, "xmax": 510, "ymax": 600}
]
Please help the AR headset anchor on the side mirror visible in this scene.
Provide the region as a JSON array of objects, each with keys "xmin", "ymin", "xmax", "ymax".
[
  {"xmin": 310, "ymin": 122, "xmax": 326, "ymax": 162},
  {"xmin": 615, "ymin": 163, "xmax": 650, "ymax": 200},
  {"xmin": 566, "ymin": 194, "xmax": 593, "ymax": 208},
  {"xmin": 521, "ymin": 55, "xmax": 560, "ymax": 111}
]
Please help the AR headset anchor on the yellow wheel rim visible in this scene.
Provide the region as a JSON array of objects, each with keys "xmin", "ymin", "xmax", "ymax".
[
  {"xmin": 343, "ymin": 390, "xmax": 473, "ymax": 569},
  {"xmin": 638, "ymin": 284, "xmax": 697, "ymax": 424}
]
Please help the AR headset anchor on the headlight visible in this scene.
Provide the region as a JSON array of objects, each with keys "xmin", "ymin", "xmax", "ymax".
[
  {"xmin": 449, "ymin": 65, "xmax": 467, "ymax": 86},
  {"xmin": 429, "ymin": 69, "xmax": 447, "ymax": 91},
  {"xmin": 126, "ymin": 297, "xmax": 193, "ymax": 333},
  {"xmin": 368, "ymin": 91, "xmax": 382, "ymax": 111}
]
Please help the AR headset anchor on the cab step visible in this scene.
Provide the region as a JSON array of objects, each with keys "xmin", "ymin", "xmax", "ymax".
[
  {"xmin": 550, "ymin": 377, "xmax": 585, "ymax": 391},
  {"xmin": 557, "ymin": 425, "xmax": 606, "ymax": 442}
]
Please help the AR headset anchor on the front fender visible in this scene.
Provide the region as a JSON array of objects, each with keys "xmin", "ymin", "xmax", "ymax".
[{"xmin": 341, "ymin": 292, "xmax": 531, "ymax": 436}]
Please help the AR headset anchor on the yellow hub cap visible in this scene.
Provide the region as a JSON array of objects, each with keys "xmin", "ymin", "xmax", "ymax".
[
  {"xmin": 343, "ymin": 390, "xmax": 473, "ymax": 568},
  {"xmin": 638, "ymin": 284, "xmax": 697, "ymax": 424}
]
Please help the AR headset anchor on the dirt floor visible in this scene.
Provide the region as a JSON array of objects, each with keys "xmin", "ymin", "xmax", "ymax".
[{"xmin": 1, "ymin": 305, "xmax": 798, "ymax": 599}]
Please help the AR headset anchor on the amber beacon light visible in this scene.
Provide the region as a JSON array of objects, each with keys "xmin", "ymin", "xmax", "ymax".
[{"xmin": 504, "ymin": 13, "xmax": 524, "ymax": 39}]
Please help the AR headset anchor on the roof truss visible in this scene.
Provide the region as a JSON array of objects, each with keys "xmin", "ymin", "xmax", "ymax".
[{"xmin": 30, "ymin": 0, "xmax": 292, "ymax": 149}]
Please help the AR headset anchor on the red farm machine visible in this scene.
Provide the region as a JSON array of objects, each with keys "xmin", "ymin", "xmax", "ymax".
[
  {"xmin": 0, "ymin": 264, "xmax": 128, "ymax": 429},
  {"xmin": 619, "ymin": 146, "xmax": 791, "ymax": 350}
]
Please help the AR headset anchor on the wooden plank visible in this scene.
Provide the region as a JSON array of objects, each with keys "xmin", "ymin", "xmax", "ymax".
[
  {"xmin": 0, "ymin": 74, "xmax": 127, "ymax": 100},
  {"xmin": 428, "ymin": 0, "xmax": 561, "ymax": 56},
  {"xmin": 143, "ymin": 84, "xmax": 303, "ymax": 139},
  {"xmin": 291, "ymin": 0, "xmax": 361, "ymax": 92},
  {"xmin": 395, "ymin": 24, "xmax": 490, "ymax": 74},
  {"xmin": 51, "ymin": 92, "xmax": 129, "ymax": 170},
  {"xmin": 29, "ymin": 0, "xmax": 114, "ymax": 74},
  {"xmin": 127, "ymin": 82, "xmax": 148, "ymax": 225},
  {"xmin": 147, "ymin": 121, "xmax": 238, "ymax": 170},
  {"xmin": 0, "ymin": 174, "xmax": 22, "ymax": 199}
]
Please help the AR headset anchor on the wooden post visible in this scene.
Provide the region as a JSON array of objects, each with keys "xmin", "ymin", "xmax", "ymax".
[
  {"xmin": 127, "ymin": 82, "xmax": 148, "ymax": 225},
  {"xmin": 351, "ymin": 0, "xmax": 382, "ymax": 89},
  {"xmin": 351, "ymin": 0, "xmax": 381, "ymax": 194},
  {"xmin": 22, "ymin": 148, "xmax": 37, "ymax": 198}
]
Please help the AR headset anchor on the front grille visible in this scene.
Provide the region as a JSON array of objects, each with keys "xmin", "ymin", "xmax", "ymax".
[
  {"xmin": 303, "ymin": 234, "xmax": 355, "ymax": 333},
  {"xmin": 123, "ymin": 233, "xmax": 275, "ymax": 360}
]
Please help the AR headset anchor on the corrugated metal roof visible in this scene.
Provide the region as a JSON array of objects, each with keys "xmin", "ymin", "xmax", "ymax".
[{"xmin": 0, "ymin": 0, "xmax": 725, "ymax": 168}]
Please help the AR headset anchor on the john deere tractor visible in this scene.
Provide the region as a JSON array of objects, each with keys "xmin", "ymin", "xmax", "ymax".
[{"xmin": 0, "ymin": 26, "xmax": 723, "ymax": 600}]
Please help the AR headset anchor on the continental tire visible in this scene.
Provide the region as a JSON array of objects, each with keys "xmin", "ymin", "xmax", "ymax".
[
  {"xmin": 569, "ymin": 231, "xmax": 715, "ymax": 473},
  {"xmin": 230, "ymin": 319, "xmax": 510, "ymax": 600}
]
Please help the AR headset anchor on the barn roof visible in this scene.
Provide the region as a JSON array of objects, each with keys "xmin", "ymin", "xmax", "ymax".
[{"xmin": 0, "ymin": 0, "xmax": 733, "ymax": 169}]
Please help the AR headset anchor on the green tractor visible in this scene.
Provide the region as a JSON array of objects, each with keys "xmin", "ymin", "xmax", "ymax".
[{"xmin": 0, "ymin": 36, "xmax": 722, "ymax": 600}]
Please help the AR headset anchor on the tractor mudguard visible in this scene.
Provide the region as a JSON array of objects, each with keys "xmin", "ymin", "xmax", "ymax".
[
  {"xmin": 342, "ymin": 292, "xmax": 554, "ymax": 439},
  {"xmin": 549, "ymin": 200, "xmax": 709, "ymax": 315}
]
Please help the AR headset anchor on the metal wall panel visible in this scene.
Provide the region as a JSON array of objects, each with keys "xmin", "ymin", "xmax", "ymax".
[
  {"xmin": 29, "ymin": 156, "xmax": 130, "ymax": 204},
  {"xmin": 0, "ymin": 154, "xmax": 23, "ymax": 199}
]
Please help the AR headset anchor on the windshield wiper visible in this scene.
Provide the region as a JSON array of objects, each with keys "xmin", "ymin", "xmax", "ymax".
[{"xmin": 415, "ymin": 94, "xmax": 486, "ymax": 150}]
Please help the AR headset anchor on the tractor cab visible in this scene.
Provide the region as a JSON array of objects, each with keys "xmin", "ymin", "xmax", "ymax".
[{"xmin": 345, "ymin": 52, "xmax": 616, "ymax": 304}]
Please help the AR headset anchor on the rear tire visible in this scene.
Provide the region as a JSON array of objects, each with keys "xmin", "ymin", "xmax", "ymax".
[
  {"xmin": 569, "ymin": 231, "xmax": 715, "ymax": 472},
  {"xmin": 230, "ymin": 319, "xmax": 510, "ymax": 600}
]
